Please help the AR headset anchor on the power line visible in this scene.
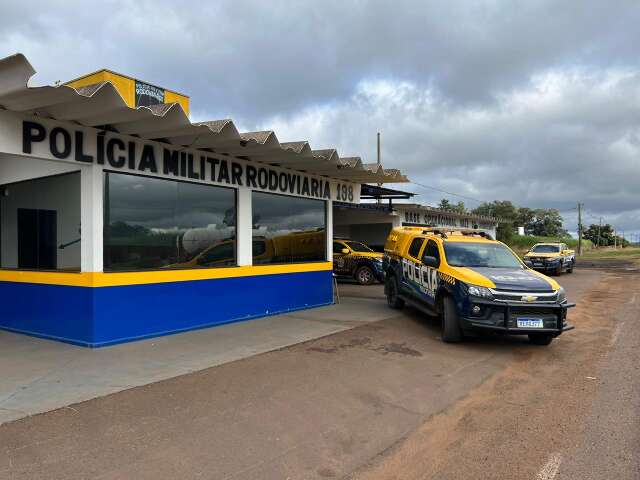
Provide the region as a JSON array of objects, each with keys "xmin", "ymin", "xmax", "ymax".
[{"xmin": 409, "ymin": 181, "xmax": 486, "ymax": 204}]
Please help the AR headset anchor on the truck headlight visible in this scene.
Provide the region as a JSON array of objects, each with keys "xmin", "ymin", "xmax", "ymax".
[
  {"xmin": 464, "ymin": 283, "xmax": 494, "ymax": 299},
  {"xmin": 556, "ymin": 286, "xmax": 566, "ymax": 303}
]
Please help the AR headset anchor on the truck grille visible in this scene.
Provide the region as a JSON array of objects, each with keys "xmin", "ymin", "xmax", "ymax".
[
  {"xmin": 510, "ymin": 306, "xmax": 558, "ymax": 316},
  {"xmin": 492, "ymin": 291, "xmax": 558, "ymax": 303}
]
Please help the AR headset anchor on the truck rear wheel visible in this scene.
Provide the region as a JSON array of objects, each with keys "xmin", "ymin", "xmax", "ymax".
[
  {"xmin": 385, "ymin": 276, "xmax": 405, "ymax": 309},
  {"xmin": 441, "ymin": 296, "xmax": 462, "ymax": 343}
]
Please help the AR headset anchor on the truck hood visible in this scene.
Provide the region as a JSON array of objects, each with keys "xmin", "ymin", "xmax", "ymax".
[
  {"xmin": 352, "ymin": 251, "xmax": 383, "ymax": 259},
  {"xmin": 524, "ymin": 252, "xmax": 561, "ymax": 258},
  {"xmin": 457, "ymin": 267, "xmax": 557, "ymax": 292}
]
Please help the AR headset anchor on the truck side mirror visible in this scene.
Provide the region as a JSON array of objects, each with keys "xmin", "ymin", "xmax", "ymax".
[
  {"xmin": 341, "ymin": 248, "xmax": 350, "ymax": 254},
  {"xmin": 421, "ymin": 255, "xmax": 439, "ymax": 268}
]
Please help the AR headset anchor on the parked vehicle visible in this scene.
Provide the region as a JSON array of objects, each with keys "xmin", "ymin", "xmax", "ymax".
[
  {"xmin": 383, "ymin": 227, "xmax": 575, "ymax": 345},
  {"xmin": 333, "ymin": 238, "xmax": 384, "ymax": 285},
  {"xmin": 523, "ymin": 242, "xmax": 575, "ymax": 275}
]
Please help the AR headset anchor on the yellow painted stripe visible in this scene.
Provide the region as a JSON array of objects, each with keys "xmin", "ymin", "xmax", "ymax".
[{"xmin": 0, "ymin": 262, "xmax": 333, "ymax": 287}]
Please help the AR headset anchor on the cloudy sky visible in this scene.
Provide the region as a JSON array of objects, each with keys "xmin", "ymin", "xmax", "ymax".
[{"xmin": 2, "ymin": 0, "xmax": 640, "ymax": 237}]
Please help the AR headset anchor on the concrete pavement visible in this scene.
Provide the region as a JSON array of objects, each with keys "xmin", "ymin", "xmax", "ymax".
[{"xmin": 0, "ymin": 293, "xmax": 391, "ymax": 425}]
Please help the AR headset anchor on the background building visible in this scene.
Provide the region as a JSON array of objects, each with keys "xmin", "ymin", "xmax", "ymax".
[{"xmin": 334, "ymin": 189, "xmax": 498, "ymax": 251}]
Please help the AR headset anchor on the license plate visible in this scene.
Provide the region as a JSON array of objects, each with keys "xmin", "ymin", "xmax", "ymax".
[
  {"xmin": 517, "ymin": 318, "xmax": 544, "ymax": 328},
  {"xmin": 533, "ymin": 262, "xmax": 543, "ymax": 267}
]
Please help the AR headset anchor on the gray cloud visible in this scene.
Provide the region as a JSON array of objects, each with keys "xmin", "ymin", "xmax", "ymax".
[{"xmin": 1, "ymin": 0, "xmax": 640, "ymax": 234}]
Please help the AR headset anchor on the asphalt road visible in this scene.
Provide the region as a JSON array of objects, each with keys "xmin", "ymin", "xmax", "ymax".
[{"xmin": 1, "ymin": 266, "xmax": 637, "ymax": 480}]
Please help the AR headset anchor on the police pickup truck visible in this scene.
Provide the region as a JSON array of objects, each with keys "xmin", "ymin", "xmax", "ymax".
[
  {"xmin": 333, "ymin": 238, "xmax": 384, "ymax": 285},
  {"xmin": 383, "ymin": 227, "xmax": 575, "ymax": 345},
  {"xmin": 523, "ymin": 242, "xmax": 575, "ymax": 275}
]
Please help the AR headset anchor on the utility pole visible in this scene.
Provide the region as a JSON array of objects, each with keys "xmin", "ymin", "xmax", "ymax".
[
  {"xmin": 597, "ymin": 217, "xmax": 602, "ymax": 248},
  {"xmin": 376, "ymin": 132, "xmax": 381, "ymax": 204},
  {"xmin": 577, "ymin": 202, "xmax": 583, "ymax": 256}
]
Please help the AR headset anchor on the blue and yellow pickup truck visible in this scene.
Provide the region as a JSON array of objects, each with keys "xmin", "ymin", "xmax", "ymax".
[
  {"xmin": 383, "ymin": 227, "xmax": 575, "ymax": 345},
  {"xmin": 523, "ymin": 242, "xmax": 575, "ymax": 275},
  {"xmin": 333, "ymin": 238, "xmax": 384, "ymax": 285}
]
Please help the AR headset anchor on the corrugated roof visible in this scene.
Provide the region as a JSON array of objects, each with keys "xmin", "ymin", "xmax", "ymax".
[{"xmin": 0, "ymin": 53, "xmax": 408, "ymax": 184}]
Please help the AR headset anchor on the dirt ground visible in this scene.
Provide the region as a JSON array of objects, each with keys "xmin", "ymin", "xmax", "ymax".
[
  {"xmin": 1, "ymin": 266, "xmax": 637, "ymax": 480},
  {"xmin": 353, "ymin": 265, "xmax": 640, "ymax": 479}
]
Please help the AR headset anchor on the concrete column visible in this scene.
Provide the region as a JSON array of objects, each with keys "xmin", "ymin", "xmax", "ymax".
[
  {"xmin": 326, "ymin": 199, "xmax": 333, "ymax": 261},
  {"xmin": 236, "ymin": 187, "xmax": 252, "ymax": 266},
  {"xmin": 81, "ymin": 165, "xmax": 103, "ymax": 272}
]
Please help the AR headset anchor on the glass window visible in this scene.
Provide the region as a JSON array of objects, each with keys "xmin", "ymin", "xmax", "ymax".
[
  {"xmin": 531, "ymin": 244, "xmax": 561, "ymax": 253},
  {"xmin": 104, "ymin": 172, "xmax": 236, "ymax": 271},
  {"xmin": 444, "ymin": 242, "xmax": 523, "ymax": 268},
  {"xmin": 345, "ymin": 241, "xmax": 373, "ymax": 252},
  {"xmin": 408, "ymin": 238, "xmax": 424, "ymax": 259},
  {"xmin": 252, "ymin": 192, "xmax": 326, "ymax": 264},
  {"xmin": 424, "ymin": 240, "xmax": 440, "ymax": 265},
  {"xmin": 333, "ymin": 241, "xmax": 346, "ymax": 254},
  {"xmin": 0, "ymin": 172, "xmax": 81, "ymax": 272}
]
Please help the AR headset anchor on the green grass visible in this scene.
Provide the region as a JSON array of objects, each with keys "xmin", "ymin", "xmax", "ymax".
[
  {"xmin": 507, "ymin": 236, "xmax": 593, "ymax": 255},
  {"xmin": 580, "ymin": 247, "xmax": 640, "ymax": 259}
]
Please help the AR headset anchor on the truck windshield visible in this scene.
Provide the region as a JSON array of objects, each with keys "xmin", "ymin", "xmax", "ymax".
[
  {"xmin": 346, "ymin": 241, "xmax": 373, "ymax": 252},
  {"xmin": 444, "ymin": 242, "xmax": 523, "ymax": 268},
  {"xmin": 531, "ymin": 245, "xmax": 561, "ymax": 253}
]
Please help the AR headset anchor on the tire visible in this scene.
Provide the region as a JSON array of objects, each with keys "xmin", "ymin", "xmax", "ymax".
[
  {"xmin": 441, "ymin": 296, "xmax": 463, "ymax": 343},
  {"xmin": 554, "ymin": 262, "xmax": 563, "ymax": 276},
  {"xmin": 528, "ymin": 334, "xmax": 553, "ymax": 346},
  {"xmin": 567, "ymin": 260, "xmax": 574, "ymax": 273},
  {"xmin": 355, "ymin": 265, "xmax": 375, "ymax": 285},
  {"xmin": 385, "ymin": 275, "xmax": 405, "ymax": 309}
]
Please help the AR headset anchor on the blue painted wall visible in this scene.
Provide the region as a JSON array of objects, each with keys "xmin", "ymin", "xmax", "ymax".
[
  {"xmin": 0, "ymin": 270, "xmax": 333, "ymax": 347},
  {"xmin": 0, "ymin": 281, "xmax": 94, "ymax": 345}
]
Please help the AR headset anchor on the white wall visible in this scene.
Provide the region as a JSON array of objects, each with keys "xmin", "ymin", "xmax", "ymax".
[
  {"xmin": 0, "ymin": 153, "xmax": 79, "ymax": 184},
  {"xmin": 0, "ymin": 155, "xmax": 81, "ymax": 270}
]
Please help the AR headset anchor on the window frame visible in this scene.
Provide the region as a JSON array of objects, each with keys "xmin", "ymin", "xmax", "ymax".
[
  {"xmin": 250, "ymin": 190, "xmax": 327, "ymax": 265},
  {"xmin": 407, "ymin": 237, "xmax": 425, "ymax": 260},
  {"xmin": 424, "ymin": 239, "xmax": 441, "ymax": 267},
  {"xmin": 0, "ymin": 170, "xmax": 82, "ymax": 273},
  {"xmin": 103, "ymin": 170, "xmax": 239, "ymax": 272}
]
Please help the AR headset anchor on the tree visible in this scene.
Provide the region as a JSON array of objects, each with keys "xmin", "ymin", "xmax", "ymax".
[
  {"xmin": 438, "ymin": 199, "xmax": 452, "ymax": 211},
  {"xmin": 515, "ymin": 207, "xmax": 535, "ymax": 234},
  {"xmin": 437, "ymin": 199, "xmax": 466, "ymax": 214},
  {"xmin": 471, "ymin": 201, "xmax": 518, "ymax": 242},
  {"xmin": 453, "ymin": 201, "xmax": 466, "ymax": 214},
  {"xmin": 582, "ymin": 223, "xmax": 628, "ymax": 247},
  {"xmin": 529, "ymin": 209, "xmax": 568, "ymax": 237}
]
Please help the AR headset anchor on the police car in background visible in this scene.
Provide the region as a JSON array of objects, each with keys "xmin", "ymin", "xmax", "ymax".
[
  {"xmin": 383, "ymin": 227, "xmax": 575, "ymax": 345},
  {"xmin": 333, "ymin": 238, "xmax": 385, "ymax": 285},
  {"xmin": 523, "ymin": 242, "xmax": 575, "ymax": 275}
]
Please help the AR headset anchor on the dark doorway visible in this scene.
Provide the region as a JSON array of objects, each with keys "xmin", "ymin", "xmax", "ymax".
[{"xmin": 18, "ymin": 208, "xmax": 57, "ymax": 270}]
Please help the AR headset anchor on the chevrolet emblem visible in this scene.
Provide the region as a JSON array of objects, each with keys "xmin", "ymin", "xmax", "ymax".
[{"xmin": 522, "ymin": 295, "xmax": 538, "ymax": 302}]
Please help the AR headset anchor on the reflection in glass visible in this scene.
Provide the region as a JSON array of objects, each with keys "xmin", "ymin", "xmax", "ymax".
[
  {"xmin": 252, "ymin": 192, "xmax": 326, "ymax": 264},
  {"xmin": 104, "ymin": 173, "xmax": 236, "ymax": 271}
]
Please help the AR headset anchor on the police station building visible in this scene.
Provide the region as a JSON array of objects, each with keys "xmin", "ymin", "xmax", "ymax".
[{"xmin": 0, "ymin": 54, "xmax": 406, "ymax": 347}]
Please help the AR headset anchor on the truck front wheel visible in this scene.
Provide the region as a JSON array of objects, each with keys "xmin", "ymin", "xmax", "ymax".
[
  {"xmin": 441, "ymin": 296, "xmax": 463, "ymax": 343},
  {"xmin": 554, "ymin": 262, "xmax": 563, "ymax": 276},
  {"xmin": 355, "ymin": 265, "xmax": 375, "ymax": 285}
]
